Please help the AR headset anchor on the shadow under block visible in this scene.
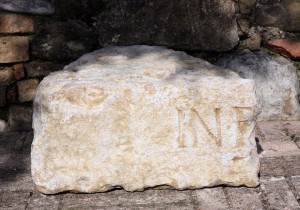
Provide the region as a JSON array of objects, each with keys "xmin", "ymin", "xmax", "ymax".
[{"xmin": 31, "ymin": 45, "xmax": 260, "ymax": 194}]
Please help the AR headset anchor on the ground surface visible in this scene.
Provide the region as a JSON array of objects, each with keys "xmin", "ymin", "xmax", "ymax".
[{"xmin": 1, "ymin": 121, "xmax": 300, "ymax": 210}]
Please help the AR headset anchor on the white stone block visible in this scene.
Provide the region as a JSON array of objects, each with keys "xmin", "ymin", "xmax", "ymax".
[{"xmin": 31, "ymin": 45, "xmax": 260, "ymax": 194}]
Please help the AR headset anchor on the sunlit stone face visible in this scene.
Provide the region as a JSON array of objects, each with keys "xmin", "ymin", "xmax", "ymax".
[{"xmin": 31, "ymin": 45, "xmax": 260, "ymax": 194}]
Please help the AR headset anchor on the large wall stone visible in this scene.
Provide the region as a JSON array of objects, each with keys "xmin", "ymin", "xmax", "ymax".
[
  {"xmin": 32, "ymin": 45, "xmax": 259, "ymax": 194},
  {"xmin": 97, "ymin": 0, "xmax": 239, "ymax": 51}
]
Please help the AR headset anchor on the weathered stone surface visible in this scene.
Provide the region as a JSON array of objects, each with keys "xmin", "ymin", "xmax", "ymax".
[
  {"xmin": 32, "ymin": 21, "xmax": 98, "ymax": 61},
  {"xmin": 17, "ymin": 79, "xmax": 40, "ymax": 103},
  {"xmin": 25, "ymin": 62, "xmax": 65, "ymax": 78},
  {"xmin": 0, "ymin": 67, "xmax": 14, "ymax": 86},
  {"xmin": 0, "ymin": 37, "xmax": 29, "ymax": 63},
  {"xmin": 255, "ymin": 0, "xmax": 300, "ymax": 32},
  {"xmin": 266, "ymin": 39, "xmax": 300, "ymax": 59},
  {"xmin": 0, "ymin": 86, "xmax": 6, "ymax": 107},
  {"xmin": 216, "ymin": 50, "xmax": 300, "ymax": 121},
  {"xmin": 9, "ymin": 105, "xmax": 33, "ymax": 131},
  {"xmin": 32, "ymin": 45, "xmax": 260, "ymax": 194},
  {"xmin": 0, "ymin": 14, "xmax": 34, "ymax": 34},
  {"xmin": 97, "ymin": 1, "xmax": 239, "ymax": 51},
  {"xmin": 0, "ymin": 0, "xmax": 55, "ymax": 15},
  {"xmin": 13, "ymin": 63, "xmax": 25, "ymax": 81}
]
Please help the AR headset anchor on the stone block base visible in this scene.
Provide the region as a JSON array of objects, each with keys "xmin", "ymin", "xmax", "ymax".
[{"xmin": 31, "ymin": 45, "xmax": 260, "ymax": 194}]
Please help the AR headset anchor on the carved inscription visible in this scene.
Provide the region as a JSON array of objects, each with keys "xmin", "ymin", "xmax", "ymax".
[{"xmin": 176, "ymin": 107, "xmax": 253, "ymax": 149}]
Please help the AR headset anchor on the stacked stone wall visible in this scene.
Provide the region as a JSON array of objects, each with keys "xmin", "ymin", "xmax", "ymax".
[{"xmin": 0, "ymin": 0, "xmax": 299, "ymax": 131}]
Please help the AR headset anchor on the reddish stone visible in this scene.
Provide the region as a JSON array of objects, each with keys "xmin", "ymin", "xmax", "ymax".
[
  {"xmin": 0, "ymin": 37, "xmax": 29, "ymax": 63},
  {"xmin": 13, "ymin": 63, "xmax": 25, "ymax": 81},
  {"xmin": 0, "ymin": 14, "xmax": 34, "ymax": 34},
  {"xmin": 266, "ymin": 39, "xmax": 300, "ymax": 59}
]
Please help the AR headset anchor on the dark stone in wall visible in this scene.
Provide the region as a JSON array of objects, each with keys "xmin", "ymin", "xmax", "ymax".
[
  {"xmin": 56, "ymin": 0, "xmax": 106, "ymax": 22},
  {"xmin": 255, "ymin": 0, "xmax": 300, "ymax": 32},
  {"xmin": 25, "ymin": 62, "xmax": 65, "ymax": 78},
  {"xmin": 0, "ymin": 0, "xmax": 55, "ymax": 15},
  {"xmin": 97, "ymin": 0, "xmax": 239, "ymax": 51},
  {"xmin": 31, "ymin": 20, "xmax": 99, "ymax": 62}
]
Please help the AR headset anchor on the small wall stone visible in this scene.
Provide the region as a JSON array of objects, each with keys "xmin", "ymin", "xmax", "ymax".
[
  {"xmin": 0, "ymin": 14, "xmax": 34, "ymax": 34},
  {"xmin": 13, "ymin": 63, "xmax": 25, "ymax": 81},
  {"xmin": 0, "ymin": 67, "xmax": 14, "ymax": 86},
  {"xmin": 0, "ymin": 37, "xmax": 29, "ymax": 63},
  {"xmin": 17, "ymin": 79, "xmax": 39, "ymax": 103},
  {"xmin": 8, "ymin": 105, "xmax": 33, "ymax": 131}
]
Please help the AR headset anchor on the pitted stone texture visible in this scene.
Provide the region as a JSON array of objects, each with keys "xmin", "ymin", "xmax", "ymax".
[
  {"xmin": 32, "ymin": 45, "xmax": 260, "ymax": 194},
  {"xmin": 97, "ymin": 0, "xmax": 239, "ymax": 51},
  {"xmin": 216, "ymin": 50, "xmax": 300, "ymax": 121}
]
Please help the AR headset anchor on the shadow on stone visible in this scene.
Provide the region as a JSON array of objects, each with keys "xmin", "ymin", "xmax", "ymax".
[{"xmin": 0, "ymin": 131, "xmax": 32, "ymax": 189}]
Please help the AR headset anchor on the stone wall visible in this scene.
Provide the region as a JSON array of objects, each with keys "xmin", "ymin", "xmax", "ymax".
[{"xmin": 0, "ymin": 0, "xmax": 299, "ymax": 131}]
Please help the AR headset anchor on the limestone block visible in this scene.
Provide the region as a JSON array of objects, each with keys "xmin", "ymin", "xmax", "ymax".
[{"xmin": 32, "ymin": 45, "xmax": 260, "ymax": 194}]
